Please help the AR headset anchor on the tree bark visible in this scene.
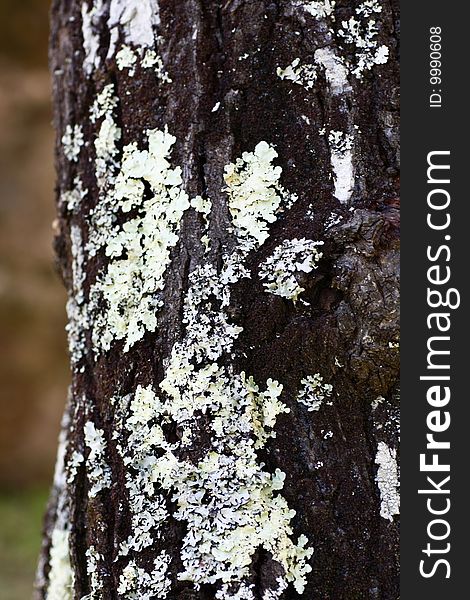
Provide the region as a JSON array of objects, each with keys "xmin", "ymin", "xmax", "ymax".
[{"xmin": 37, "ymin": 1, "xmax": 399, "ymax": 599}]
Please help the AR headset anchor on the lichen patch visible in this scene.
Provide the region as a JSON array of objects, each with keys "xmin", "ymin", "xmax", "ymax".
[
  {"xmin": 62, "ymin": 124, "xmax": 84, "ymax": 162},
  {"xmin": 84, "ymin": 421, "xmax": 112, "ymax": 497},
  {"xmin": 81, "ymin": 0, "xmax": 105, "ymax": 76},
  {"xmin": 328, "ymin": 130, "xmax": 354, "ymax": 203},
  {"xmin": 224, "ymin": 141, "xmax": 296, "ymax": 248},
  {"xmin": 338, "ymin": 1, "xmax": 389, "ymax": 79},
  {"xmin": 297, "ymin": 374, "xmax": 333, "ymax": 412},
  {"xmin": 276, "ymin": 58, "xmax": 317, "ymax": 91},
  {"xmin": 375, "ymin": 442, "xmax": 400, "ymax": 521},
  {"xmin": 299, "ymin": 1, "xmax": 336, "ymax": 19},
  {"xmin": 46, "ymin": 528, "xmax": 74, "ymax": 600},
  {"xmin": 113, "ymin": 146, "xmax": 313, "ymax": 594},
  {"xmin": 259, "ymin": 238, "xmax": 323, "ymax": 301},
  {"xmin": 108, "ymin": 0, "xmax": 160, "ymax": 58},
  {"xmin": 89, "ymin": 127, "xmax": 190, "ymax": 352}
]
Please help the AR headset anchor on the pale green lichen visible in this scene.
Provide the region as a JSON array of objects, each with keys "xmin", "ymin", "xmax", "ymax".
[
  {"xmin": 94, "ymin": 113, "xmax": 121, "ymax": 184},
  {"xmin": 115, "ymin": 43, "xmax": 171, "ymax": 81},
  {"xmin": 68, "ymin": 136, "xmax": 313, "ymax": 596},
  {"xmin": 46, "ymin": 528, "xmax": 74, "ymax": 600},
  {"xmin": 114, "ymin": 177, "xmax": 312, "ymax": 595},
  {"xmin": 90, "ymin": 127, "xmax": 190, "ymax": 352},
  {"xmin": 141, "ymin": 48, "xmax": 172, "ymax": 83},
  {"xmin": 116, "ymin": 248, "xmax": 312, "ymax": 595},
  {"xmin": 224, "ymin": 141, "xmax": 296, "ymax": 248},
  {"xmin": 259, "ymin": 238, "xmax": 323, "ymax": 301}
]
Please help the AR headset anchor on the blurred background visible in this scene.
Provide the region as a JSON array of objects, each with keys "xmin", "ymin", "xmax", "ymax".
[{"xmin": 0, "ymin": 1, "xmax": 69, "ymax": 597}]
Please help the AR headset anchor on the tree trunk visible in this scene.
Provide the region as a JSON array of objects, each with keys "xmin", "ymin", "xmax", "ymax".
[{"xmin": 37, "ymin": 1, "xmax": 399, "ymax": 599}]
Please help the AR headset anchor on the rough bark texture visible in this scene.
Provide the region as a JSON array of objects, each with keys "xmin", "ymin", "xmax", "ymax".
[{"xmin": 37, "ymin": 1, "xmax": 400, "ymax": 599}]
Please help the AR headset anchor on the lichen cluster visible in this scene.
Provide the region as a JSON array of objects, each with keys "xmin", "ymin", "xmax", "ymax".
[
  {"xmin": 297, "ymin": 374, "xmax": 333, "ymax": 412},
  {"xmin": 276, "ymin": 58, "xmax": 318, "ymax": 90},
  {"xmin": 259, "ymin": 238, "xmax": 324, "ymax": 301},
  {"xmin": 90, "ymin": 127, "xmax": 191, "ymax": 351},
  {"xmin": 375, "ymin": 442, "xmax": 400, "ymax": 521},
  {"xmin": 111, "ymin": 140, "xmax": 314, "ymax": 596}
]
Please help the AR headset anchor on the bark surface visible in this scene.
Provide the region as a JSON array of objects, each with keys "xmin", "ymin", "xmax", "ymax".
[{"xmin": 37, "ymin": 1, "xmax": 400, "ymax": 599}]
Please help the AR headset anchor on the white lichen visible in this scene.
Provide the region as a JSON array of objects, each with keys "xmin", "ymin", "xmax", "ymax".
[
  {"xmin": 81, "ymin": 0, "xmax": 105, "ymax": 76},
  {"xmin": 70, "ymin": 225, "xmax": 86, "ymax": 304},
  {"xmin": 84, "ymin": 545, "xmax": 104, "ymax": 600},
  {"xmin": 46, "ymin": 528, "xmax": 74, "ymax": 600},
  {"xmin": 108, "ymin": 0, "xmax": 160, "ymax": 58},
  {"xmin": 375, "ymin": 442, "xmax": 400, "ymax": 521},
  {"xmin": 117, "ymin": 553, "xmax": 171, "ymax": 600},
  {"xmin": 62, "ymin": 124, "xmax": 84, "ymax": 162},
  {"xmin": 61, "ymin": 177, "xmax": 87, "ymax": 213},
  {"xmin": 141, "ymin": 49, "xmax": 172, "ymax": 82},
  {"xmin": 116, "ymin": 44, "xmax": 138, "ymax": 73},
  {"xmin": 338, "ymin": 1, "xmax": 389, "ymax": 79},
  {"xmin": 314, "ymin": 47, "xmax": 350, "ymax": 96},
  {"xmin": 276, "ymin": 58, "xmax": 317, "ymax": 90},
  {"xmin": 66, "ymin": 450, "xmax": 84, "ymax": 484},
  {"xmin": 259, "ymin": 238, "xmax": 323, "ymax": 301},
  {"xmin": 46, "ymin": 408, "xmax": 75, "ymax": 600},
  {"xmin": 328, "ymin": 130, "xmax": 354, "ymax": 203},
  {"xmin": 297, "ymin": 374, "xmax": 333, "ymax": 412},
  {"xmin": 300, "ymin": 1, "xmax": 336, "ymax": 19},
  {"xmin": 216, "ymin": 583, "xmax": 255, "ymax": 600},
  {"xmin": 356, "ymin": 0, "xmax": 384, "ymax": 18},
  {"xmin": 328, "ymin": 130, "xmax": 354, "ymax": 154},
  {"xmin": 66, "ymin": 226, "xmax": 89, "ymax": 367},
  {"xmin": 84, "ymin": 421, "xmax": 112, "ymax": 497},
  {"xmin": 371, "ymin": 395, "xmax": 385, "ymax": 411}
]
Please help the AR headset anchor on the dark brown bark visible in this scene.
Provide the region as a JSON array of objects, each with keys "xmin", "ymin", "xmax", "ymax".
[{"xmin": 37, "ymin": 1, "xmax": 399, "ymax": 599}]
